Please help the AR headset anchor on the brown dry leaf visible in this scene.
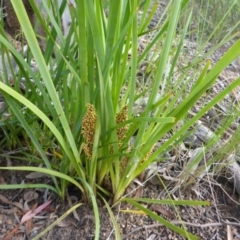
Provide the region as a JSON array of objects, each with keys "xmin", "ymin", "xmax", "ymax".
[
  {"xmin": 134, "ymin": 187, "xmax": 143, "ymax": 198},
  {"xmin": 67, "ymin": 193, "xmax": 80, "ymax": 221},
  {"xmin": 151, "ymin": 204, "xmax": 175, "ymax": 220},
  {"xmin": 57, "ymin": 219, "xmax": 78, "ymax": 228},
  {"xmin": 26, "ymin": 203, "xmax": 38, "ymax": 237},
  {"xmin": 31, "ymin": 220, "xmax": 47, "ymax": 231},
  {"xmin": 0, "ymin": 194, "xmax": 24, "ymax": 211},
  {"xmin": 232, "ymin": 227, "xmax": 238, "ymax": 235},
  {"xmin": 1, "ymin": 198, "xmax": 45, "ymax": 240},
  {"xmin": 0, "ymin": 175, "xmax": 6, "ymax": 184},
  {"xmin": 25, "ymin": 172, "xmax": 51, "ymax": 179},
  {"xmin": 2, "ymin": 224, "xmax": 21, "ymax": 240},
  {"xmin": 0, "ymin": 206, "xmax": 19, "ymax": 214},
  {"xmin": 24, "ymin": 191, "xmax": 38, "ymax": 202},
  {"xmin": 6, "ymin": 156, "xmax": 12, "ymax": 166},
  {"xmin": 26, "ymin": 216, "xmax": 33, "ymax": 236},
  {"xmin": 23, "ymin": 191, "xmax": 39, "ymax": 211},
  {"xmin": 57, "ymin": 220, "xmax": 72, "ymax": 228}
]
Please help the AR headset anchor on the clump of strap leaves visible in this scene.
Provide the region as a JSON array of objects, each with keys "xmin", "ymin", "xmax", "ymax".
[{"xmin": 0, "ymin": 0, "xmax": 240, "ymax": 239}]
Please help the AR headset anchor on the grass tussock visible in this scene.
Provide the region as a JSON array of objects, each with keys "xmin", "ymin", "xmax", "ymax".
[{"xmin": 0, "ymin": 0, "xmax": 240, "ymax": 239}]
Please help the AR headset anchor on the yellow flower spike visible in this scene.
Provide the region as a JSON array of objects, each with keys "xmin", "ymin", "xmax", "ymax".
[
  {"xmin": 81, "ymin": 104, "xmax": 97, "ymax": 144},
  {"xmin": 116, "ymin": 105, "xmax": 128, "ymax": 141},
  {"xmin": 120, "ymin": 155, "xmax": 130, "ymax": 175},
  {"xmin": 141, "ymin": 144, "xmax": 155, "ymax": 164},
  {"xmin": 82, "ymin": 143, "xmax": 92, "ymax": 160}
]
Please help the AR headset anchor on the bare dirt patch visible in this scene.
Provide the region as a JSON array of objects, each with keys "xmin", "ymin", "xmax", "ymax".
[{"xmin": 1, "ymin": 158, "xmax": 240, "ymax": 240}]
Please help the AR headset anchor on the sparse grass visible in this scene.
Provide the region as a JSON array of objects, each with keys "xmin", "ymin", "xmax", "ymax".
[{"xmin": 181, "ymin": 0, "xmax": 240, "ymax": 44}]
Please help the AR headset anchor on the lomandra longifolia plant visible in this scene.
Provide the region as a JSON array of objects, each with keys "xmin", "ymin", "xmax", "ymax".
[{"xmin": 1, "ymin": 0, "xmax": 240, "ymax": 238}]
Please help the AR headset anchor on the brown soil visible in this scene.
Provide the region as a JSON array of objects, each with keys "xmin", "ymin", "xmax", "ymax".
[{"xmin": 1, "ymin": 157, "xmax": 240, "ymax": 240}]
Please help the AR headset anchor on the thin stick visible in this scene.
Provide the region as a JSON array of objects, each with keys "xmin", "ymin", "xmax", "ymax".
[{"xmin": 122, "ymin": 220, "xmax": 240, "ymax": 239}]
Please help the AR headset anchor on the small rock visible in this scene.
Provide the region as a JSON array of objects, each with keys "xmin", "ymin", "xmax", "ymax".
[{"xmin": 147, "ymin": 233, "xmax": 156, "ymax": 240}]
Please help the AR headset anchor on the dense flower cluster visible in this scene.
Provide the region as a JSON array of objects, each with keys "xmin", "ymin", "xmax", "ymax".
[
  {"xmin": 81, "ymin": 104, "xmax": 97, "ymax": 159},
  {"xmin": 116, "ymin": 105, "xmax": 128, "ymax": 141}
]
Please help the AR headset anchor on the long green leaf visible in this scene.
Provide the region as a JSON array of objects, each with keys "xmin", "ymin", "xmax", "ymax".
[
  {"xmin": 9, "ymin": 0, "xmax": 82, "ymax": 173},
  {"xmin": 125, "ymin": 199, "xmax": 200, "ymax": 240}
]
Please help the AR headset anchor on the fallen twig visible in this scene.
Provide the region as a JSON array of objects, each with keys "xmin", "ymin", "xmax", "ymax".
[{"xmin": 122, "ymin": 220, "xmax": 240, "ymax": 239}]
